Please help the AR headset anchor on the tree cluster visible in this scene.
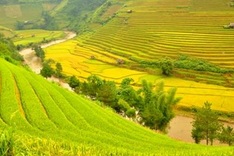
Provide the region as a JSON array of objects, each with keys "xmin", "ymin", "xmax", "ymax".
[
  {"xmin": 40, "ymin": 59, "xmax": 63, "ymax": 78},
  {"xmin": 33, "ymin": 45, "xmax": 45, "ymax": 61},
  {"xmin": 0, "ymin": 33, "xmax": 23, "ymax": 62},
  {"xmin": 192, "ymin": 101, "xmax": 234, "ymax": 146},
  {"xmin": 68, "ymin": 75, "xmax": 181, "ymax": 132}
]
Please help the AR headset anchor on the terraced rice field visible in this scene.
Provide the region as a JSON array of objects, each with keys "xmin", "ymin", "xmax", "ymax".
[
  {"xmin": 45, "ymin": 38, "xmax": 234, "ymax": 112},
  {"xmin": 45, "ymin": 0, "xmax": 234, "ymax": 112},
  {"xmin": 13, "ymin": 29, "xmax": 65, "ymax": 46},
  {"xmin": 0, "ymin": 58, "xmax": 234, "ymax": 155}
]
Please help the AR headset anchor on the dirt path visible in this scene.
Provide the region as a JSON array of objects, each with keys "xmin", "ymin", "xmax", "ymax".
[{"xmin": 19, "ymin": 31, "xmax": 76, "ymax": 91}]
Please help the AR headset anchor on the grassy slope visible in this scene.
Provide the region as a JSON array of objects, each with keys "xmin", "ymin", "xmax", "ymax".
[
  {"xmin": 44, "ymin": 0, "xmax": 234, "ymax": 112},
  {"xmin": 0, "ymin": 58, "xmax": 233, "ymax": 155}
]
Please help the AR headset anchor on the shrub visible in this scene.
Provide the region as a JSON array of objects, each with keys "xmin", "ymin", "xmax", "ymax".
[
  {"xmin": 126, "ymin": 108, "xmax": 136, "ymax": 117},
  {"xmin": 175, "ymin": 55, "xmax": 234, "ymax": 73},
  {"xmin": 159, "ymin": 57, "xmax": 174, "ymax": 76}
]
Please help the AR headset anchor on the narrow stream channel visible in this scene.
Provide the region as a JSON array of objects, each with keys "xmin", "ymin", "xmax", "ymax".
[
  {"xmin": 19, "ymin": 31, "xmax": 76, "ymax": 74},
  {"xmin": 19, "ymin": 31, "xmax": 76, "ymax": 90}
]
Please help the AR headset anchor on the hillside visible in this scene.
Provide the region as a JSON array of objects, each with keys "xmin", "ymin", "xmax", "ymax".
[
  {"xmin": 44, "ymin": 0, "xmax": 234, "ymax": 112},
  {"xmin": 0, "ymin": 0, "xmax": 59, "ymax": 29},
  {"xmin": 0, "ymin": 0, "xmax": 107, "ymax": 30},
  {"xmin": 45, "ymin": 0, "xmax": 234, "ymax": 82},
  {"xmin": 0, "ymin": 58, "xmax": 233, "ymax": 155}
]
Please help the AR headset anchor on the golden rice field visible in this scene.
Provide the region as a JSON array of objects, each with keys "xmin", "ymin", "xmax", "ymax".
[
  {"xmin": 45, "ymin": 0, "xmax": 234, "ymax": 112},
  {"xmin": 45, "ymin": 39, "xmax": 234, "ymax": 112}
]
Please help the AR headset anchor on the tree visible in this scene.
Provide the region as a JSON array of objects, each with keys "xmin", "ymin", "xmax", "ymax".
[
  {"xmin": 192, "ymin": 102, "xmax": 221, "ymax": 145},
  {"xmin": 40, "ymin": 62, "xmax": 54, "ymax": 78},
  {"xmin": 55, "ymin": 62, "xmax": 63, "ymax": 78},
  {"xmin": 139, "ymin": 80, "xmax": 181, "ymax": 131},
  {"xmin": 80, "ymin": 75, "xmax": 118, "ymax": 109},
  {"xmin": 159, "ymin": 57, "xmax": 174, "ymax": 76},
  {"xmin": 97, "ymin": 80, "xmax": 117, "ymax": 108},
  {"xmin": 0, "ymin": 33, "xmax": 22, "ymax": 61},
  {"xmin": 81, "ymin": 75, "xmax": 103, "ymax": 98},
  {"xmin": 33, "ymin": 45, "xmax": 45, "ymax": 61},
  {"xmin": 41, "ymin": 12, "xmax": 58, "ymax": 30},
  {"xmin": 117, "ymin": 78, "xmax": 139, "ymax": 108},
  {"xmin": 68, "ymin": 75, "xmax": 80, "ymax": 89},
  {"xmin": 218, "ymin": 126, "xmax": 234, "ymax": 146}
]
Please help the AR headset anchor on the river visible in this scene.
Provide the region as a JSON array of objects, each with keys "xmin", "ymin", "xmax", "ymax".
[{"xmin": 19, "ymin": 31, "xmax": 76, "ymax": 91}]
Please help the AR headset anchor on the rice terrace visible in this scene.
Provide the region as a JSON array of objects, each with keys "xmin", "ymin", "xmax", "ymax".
[{"xmin": 1, "ymin": 0, "xmax": 234, "ymax": 155}]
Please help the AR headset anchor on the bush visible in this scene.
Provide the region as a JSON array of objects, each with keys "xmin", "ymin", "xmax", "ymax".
[
  {"xmin": 40, "ymin": 62, "xmax": 54, "ymax": 78},
  {"xmin": 68, "ymin": 75, "xmax": 80, "ymax": 89},
  {"xmin": 159, "ymin": 57, "xmax": 174, "ymax": 76},
  {"xmin": 175, "ymin": 55, "xmax": 233, "ymax": 73},
  {"xmin": 117, "ymin": 99, "xmax": 131, "ymax": 112},
  {"xmin": 126, "ymin": 108, "xmax": 136, "ymax": 117}
]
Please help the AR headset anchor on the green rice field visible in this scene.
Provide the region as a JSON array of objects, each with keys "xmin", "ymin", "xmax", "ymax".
[
  {"xmin": 13, "ymin": 29, "xmax": 65, "ymax": 46},
  {"xmin": 1, "ymin": 58, "xmax": 234, "ymax": 155}
]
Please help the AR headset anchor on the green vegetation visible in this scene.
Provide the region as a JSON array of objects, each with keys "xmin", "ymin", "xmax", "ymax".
[
  {"xmin": 40, "ymin": 60, "xmax": 54, "ymax": 77},
  {"xmin": 174, "ymin": 55, "xmax": 233, "ymax": 74},
  {"xmin": 0, "ymin": 33, "xmax": 22, "ymax": 63},
  {"xmin": 33, "ymin": 45, "xmax": 45, "ymax": 61},
  {"xmin": 68, "ymin": 75, "xmax": 80, "ymax": 89},
  {"xmin": 219, "ymin": 126, "xmax": 234, "ymax": 146},
  {"xmin": 1, "ymin": 58, "xmax": 234, "ymax": 155},
  {"xmin": 55, "ymin": 62, "xmax": 63, "ymax": 78},
  {"xmin": 12, "ymin": 29, "xmax": 65, "ymax": 48},
  {"xmin": 1, "ymin": 0, "xmax": 234, "ymax": 154},
  {"xmin": 140, "ymin": 80, "xmax": 181, "ymax": 131},
  {"xmin": 160, "ymin": 57, "xmax": 174, "ymax": 76},
  {"xmin": 70, "ymin": 74, "xmax": 180, "ymax": 131},
  {"xmin": 54, "ymin": 0, "xmax": 107, "ymax": 32},
  {"xmin": 192, "ymin": 102, "xmax": 234, "ymax": 146},
  {"xmin": 192, "ymin": 102, "xmax": 221, "ymax": 145},
  {"xmin": 40, "ymin": 58, "xmax": 64, "ymax": 78}
]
